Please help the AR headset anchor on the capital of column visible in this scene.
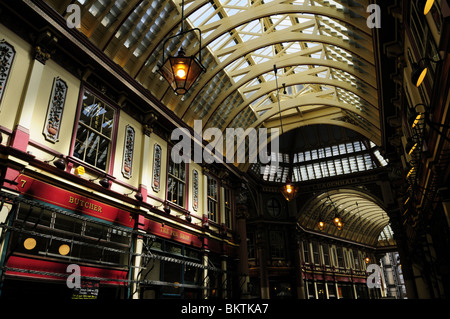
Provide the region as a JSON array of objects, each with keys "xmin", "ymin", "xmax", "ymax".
[{"xmin": 33, "ymin": 31, "xmax": 58, "ymax": 64}]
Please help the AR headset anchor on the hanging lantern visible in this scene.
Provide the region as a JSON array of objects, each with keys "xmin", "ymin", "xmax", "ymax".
[
  {"xmin": 157, "ymin": 0, "xmax": 205, "ymax": 95},
  {"xmin": 317, "ymin": 220, "xmax": 326, "ymax": 231},
  {"xmin": 281, "ymin": 179, "xmax": 298, "ymax": 202},
  {"xmin": 158, "ymin": 47, "xmax": 205, "ymax": 95},
  {"xmin": 333, "ymin": 213, "xmax": 343, "ymax": 230}
]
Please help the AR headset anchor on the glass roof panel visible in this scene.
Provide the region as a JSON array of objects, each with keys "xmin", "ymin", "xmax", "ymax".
[{"xmin": 42, "ymin": 0, "xmax": 382, "ymax": 171}]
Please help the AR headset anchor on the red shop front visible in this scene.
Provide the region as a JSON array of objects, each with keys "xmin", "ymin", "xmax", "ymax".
[{"xmin": 0, "ymin": 175, "xmax": 137, "ymax": 299}]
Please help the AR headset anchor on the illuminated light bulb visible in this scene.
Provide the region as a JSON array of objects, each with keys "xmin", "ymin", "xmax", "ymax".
[
  {"xmin": 318, "ymin": 221, "xmax": 325, "ymax": 230},
  {"xmin": 175, "ymin": 64, "xmax": 187, "ymax": 79}
]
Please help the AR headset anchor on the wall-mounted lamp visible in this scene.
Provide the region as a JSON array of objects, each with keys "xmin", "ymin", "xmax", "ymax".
[
  {"xmin": 411, "ymin": 56, "xmax": 443, "ymax": 87},
  {"xmin": 408, "ymin": 104, "xmax": 450, "ymax": 142},
  {"xmin": 416, "ymin": 0, "xmax": 435, "ymax": 15},
  {"xmin": 90, "ymin": 175, "xmax": 110, "ymax": 188},
  {"xmin": 134, "ymin": 191, "xmax": 143, "ymax": 201},
  {"xmin": 163, "ymin": 204, "xmax": 171, "ymax": 214},
  {"xmin": 405, "ymin": 139, "xmax": 419, "ymax": 156},
  {"xmin": 185, "ymin": 213, "xmax": 192, "ymax": 223},
  {"xmin": 45, "ymin": 155, "xmax": 66, "ymax": 170},
  {"xmin": 99, "ymin": 177, "xmax": 110, "ymax": 188},
  {"xmin": 124, "ymin": 190, "xmax": 143, "ymax": 201}
]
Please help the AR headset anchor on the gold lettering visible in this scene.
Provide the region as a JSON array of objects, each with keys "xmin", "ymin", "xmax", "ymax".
[{"xmin": 68, "ymin": 194, "xmax": 103, "ymax": 213}]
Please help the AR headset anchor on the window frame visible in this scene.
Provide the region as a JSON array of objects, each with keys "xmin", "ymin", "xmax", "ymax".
[
  {"xmin": 70, "ymin": 85, "xmax": 119, "ymax": 175},
  {"xmin": 166, "ymin": 150, "xmax": 187, "ymax": 208},
  {"xmin": 206, "ymin": 175, "xmax": 219, "ymax": 223},
  {"xmin": 223, "ymin": 186, "xmax": 233, "ymax": 229}
]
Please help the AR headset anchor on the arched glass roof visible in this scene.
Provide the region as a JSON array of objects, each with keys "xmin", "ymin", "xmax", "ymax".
[
  {"xmin": 298, "ymin": 188, "xmax": 393, "ymax": 247},
  {"xmin": 44, "ymin": 0, "xmax": 381, "ymax": 165},
  {"xmin": 250, "ymin": 124, "xmax": 388, "ymax": 183}
]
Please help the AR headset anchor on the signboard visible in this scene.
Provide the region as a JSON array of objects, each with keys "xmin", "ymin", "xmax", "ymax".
[
  {"xmin": 72, "ymin": 281, "xmax": 99, "ymax": 299},
  {"xmin": 144, "ymin": 219, "xmax": 203, "ymax": 248},
  {"xmin": 16, "ymin": 175, "xmax": 134, "ymax": 228}
]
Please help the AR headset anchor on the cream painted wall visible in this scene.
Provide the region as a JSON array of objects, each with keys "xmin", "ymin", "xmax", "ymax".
[
  {"xmin": 111, "ymin": 112, "xmax": 143, "ymax": 191},
  {"xmin": 0, "ymin": 23, "xmax": 231, "ymax": 233},
  {"xmin": 0, "ymin": 24, "xmax": 33, "ymax": 130},
  {"xmin": 27, "ymin": 59, "xmax": 81, "ymax": 158}
]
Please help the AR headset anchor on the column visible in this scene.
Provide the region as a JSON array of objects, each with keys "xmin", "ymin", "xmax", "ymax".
[
  {"xmin": 138, "ymin": 125, "xmax": 152, "ymax": 202},
  {"xmin": 236, "ymin": 206, "xmax": 250, "ymax": 298},
  {"xmin": 257, "ymin": 224, "xmax": 270, "ymax": 299},
  {"xmin": 10, "ymin": 31, "xmax": 57, "ymax": 152},
  {"xmin": 131, "ymin": 235, "xmax": 144, "ymax": 299},
  {"xmin": 203, "ymin": 250, "xmax": 209, "ymax": 299},
  {"xmin": 221, "ymin": 257, "xmax": 227, "ymax": 299},
  {"xmin": 293, "ymin": 236, "xmax": 306, "ymax": 299}
]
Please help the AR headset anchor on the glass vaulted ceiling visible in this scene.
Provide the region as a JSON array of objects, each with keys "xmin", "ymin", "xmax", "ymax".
[
  {"xmin": 45, "ymin": 0, "xmax": 380, "ymax": 160},
  {"xmin": 299, "ymin": 189, "xmax": 393, "ymax": 247}
]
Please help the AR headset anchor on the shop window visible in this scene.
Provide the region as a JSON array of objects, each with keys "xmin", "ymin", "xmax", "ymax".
[
  {"xmin": 353, "ymin": 250, "xmax": 360, "ymax": 270},
  {"xmin": 306, "ymin": 281, "xmax": 315, "ymax": 299},
  {"xmin": 331, "ymin": 246, "xmax": 338, "ymax": 268},
  {"xmin": 328, "ymin": 283, "xmax": 337, "ymax": 299},
  {"xmin": 322, "ymin": 244, "xmax": 331, "ymax": 266},
  {"xmin": 317, "ymin": 283, "xmax": 326, "ymax": 299},
  {"xmin": 302, "ymin": 241, "xmax": 310, "ymax": 264},
  {"xmin": 167, "ymin": 154, "xmax": 186, "ymax": 207},
  {"xmin": 348, "ymin": 250, "xmax": 356, "ymax": 269},
  {"xmin": 73, "ymin": 88, "xmax": 116, "ymax": 171},
  {"xmin": 224, "ymin": 187, "xmax": 233, "ymax": 229},
  {"xmin": 207, "ymin": 176, "xmax": 218, "ymax": 222},
  {"xmin": 312, "ymin": 241, "xmax": 321, "ymax": 265},
  {"xmin": 337, "ymin": 247, "xmax": 344, "ymax": 268},
  {"xmin": 13, "ymin": 202, "xmax": 131, "ymax": 267},
  {"xmin": 343, "ymin": 248, "xmax": 349, "ymax": 268}
]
